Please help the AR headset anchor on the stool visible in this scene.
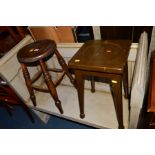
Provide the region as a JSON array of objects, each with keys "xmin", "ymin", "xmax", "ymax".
[
  {"xmin": 68, "ymin": 40, "xmax": 131, "ymax": 128},
  {"xmin": 17, "ymin": 39, "xmax": 75, "ymax": 114}
]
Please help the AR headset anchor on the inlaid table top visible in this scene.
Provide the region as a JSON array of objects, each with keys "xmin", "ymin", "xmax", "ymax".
[{"xmin": 69, "ymin": 40, "xmax": 131, "ymax": 74}]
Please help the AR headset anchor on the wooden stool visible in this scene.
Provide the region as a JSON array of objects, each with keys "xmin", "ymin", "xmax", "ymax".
[
  {"xmin": 68, "ymin": 40, "xmax": 131, "ymax": 128},
  {"xmin": 17, "ymin": 39, "xmax": 75, "ymax": 114}
]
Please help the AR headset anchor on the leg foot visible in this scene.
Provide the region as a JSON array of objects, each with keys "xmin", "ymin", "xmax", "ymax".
[
  {"xmin": 56, "ymin": 100, "xmax": 63, "ymax": 114},
  {"xmin": 80, "ymin": 114, "xmax": 85, "ymax": 119},
  {"xmin": 119, "ymin": 125, "xmax": 125, "ymax": 129},
  {"xmin": 75, "ymin": 70, "xmax": 85, "ymax": 119}
]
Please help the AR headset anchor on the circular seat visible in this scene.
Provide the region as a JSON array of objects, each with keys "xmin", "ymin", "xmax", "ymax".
[
  {"xmin": 17, "ymin": 39, "xmax": 56, "ymax": 63},
  {"xmin": 17, "ymin": 39, "xmax": 75, "ymax": 115}
]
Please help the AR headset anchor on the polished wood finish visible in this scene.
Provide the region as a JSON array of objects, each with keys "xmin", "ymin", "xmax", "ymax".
[
  {"xmin": 17, "ymin": 39, "xmax": 56, "ymax": 63},
  {"xmin": 74, "ymin": 70, "xmax": 85, "ymax": 118},
  {"xmin": 90, "ymin": 76, "xmax": 95, "ymax": 93},
  {"xmin": 69, "ymin": 40, "xmax": 130, "ymax": 73},
  {"xmin": 17, "ymin": 39, "xmax": 75, "ymax": 114},
  {"xmin": 39, "ymin": 59, "xmax": 63, "ymax": 113},
  {"xmin": 69, "ymin": 40, "xmax": 131, "ymax": 129},
  {"xmin": 110, "ymin": 75, "xmax": 123, "ymax": 129},
  {"xmin": 54, "ymin": 49, "xmax": 75, "ymax": 86},
  {"xmin": 21, "ymin": 63, "xmax": 36, "ymax": 106}
]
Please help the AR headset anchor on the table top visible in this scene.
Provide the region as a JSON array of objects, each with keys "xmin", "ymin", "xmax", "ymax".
[{"xmin": 68, "ymin": 40, "xmax": 131, "ymax": 74}]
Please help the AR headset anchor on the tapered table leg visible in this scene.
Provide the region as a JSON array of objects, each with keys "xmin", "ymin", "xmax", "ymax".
[
  {"xmin": 110, "ymin": 76, "xmax": 124, "ymax": 129},
  {"xmin": 123, "ymin": 62, "xmax": 129, "ymax": 99},
  {"xmin": 75, "ymin": 70, "xmax": 85, "ymax": 119},
  {"xmin": 90, "ymin": 76, "xmax": 95, "ymax": 93},
  {"xmin": 123, "ymin": 62, "xmax": 130, "ymax": 111}
]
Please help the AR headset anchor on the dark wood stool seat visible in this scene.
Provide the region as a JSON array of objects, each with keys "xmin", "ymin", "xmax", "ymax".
[
  {"xmin": 17, "ymin": 39, "xmax": 75, "ymax": 114},
  {"xmin": 17, "ymin": 40, "xmax": 56, "ymax": 63}
]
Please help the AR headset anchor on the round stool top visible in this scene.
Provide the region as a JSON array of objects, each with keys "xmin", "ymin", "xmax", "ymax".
[{"xmin": 17, "ymin": 39, "xmax": 56, "ymax": 63}]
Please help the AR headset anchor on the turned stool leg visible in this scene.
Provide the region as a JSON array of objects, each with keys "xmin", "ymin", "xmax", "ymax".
[
  {"xmin": 39, "ymin": 60, "xmax": 63, "ymax": 114},
  {"xmin": 21, "ymin": 63, "xmax": 36, "ymax": 106},
  {"xmin": 55, "ymin": 49, "xmax": 75, "ymax": 87}
]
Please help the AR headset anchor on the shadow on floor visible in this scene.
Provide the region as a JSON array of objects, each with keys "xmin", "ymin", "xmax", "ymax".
[{"xmin": 0, "ymin": 106, "xmax": 95, "ymax": 129}]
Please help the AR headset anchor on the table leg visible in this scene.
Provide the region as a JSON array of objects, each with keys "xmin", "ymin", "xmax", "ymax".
[
  {"xmin": 75, "ymin": 70, "xmax": 85, "ymax": 119},
  {"xmin": 123, "ymin": 62, "xmax": 129, "ymax": 99},
  {"xmin": 91, "ymin": 76, "xmax": 95, "ymax": 93},
  {"xmin": 110, "ymin": 82, "xmax": 116, "ymax": 110},
  {"xmin": 110, "ymin": 76, "xmax": 124, "ymax": 129},
  {"xmin": 123, "ymin": 62, "xmax": 130, "ymax": 111}
]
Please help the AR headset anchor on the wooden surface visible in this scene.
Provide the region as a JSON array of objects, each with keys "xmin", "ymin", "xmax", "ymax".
[
  {"xmin": 17, "ymin": 39, "xmax": 56, "ymax": 63},
  {"xmin": 28, "ymin": 26, "xmax": 75, "ymax": 43},
  {"xmin": 68, "ymin": 40, "xmax": 131, "ymax": 129},
  {"xmin": 17, "ymin": 39, "xmax": 75, "ymax": 114},
  {"xmin": 0, "ymin": 26, "xmax": 28, "ymax": 58},
  {"xmin": 69, "ymin": 40, "xmax": 131, "ymax": 74},
  {"xmin": 138, "ymin": 51, "xmax": 155, "ymax": 128},
  {"xmin": 148, "ymin": 51, "xmax": 155, "ymax": 112}
]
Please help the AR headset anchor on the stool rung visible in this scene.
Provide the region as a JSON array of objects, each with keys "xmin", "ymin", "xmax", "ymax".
[
  {"xmin": 32, "ymin": 85, "xmax": 49, "ymax": 93},
  {"xmin": 31, "ymin": 71, "xmax": 42, "ymax": 83},
  {"xmin": 31, "ymin": 68, "xmax": 64, "ymax": 84},
  {"xmin": 32, "ymin": 72, "xmax": 65, "ymax": 92},
  {"xmin": 55, "ymin": 72, "xmax": 65, "ymax": 87},
  {"xmin": 47, "ymin": 68, "xmax": 63, "ymax": 73}
]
